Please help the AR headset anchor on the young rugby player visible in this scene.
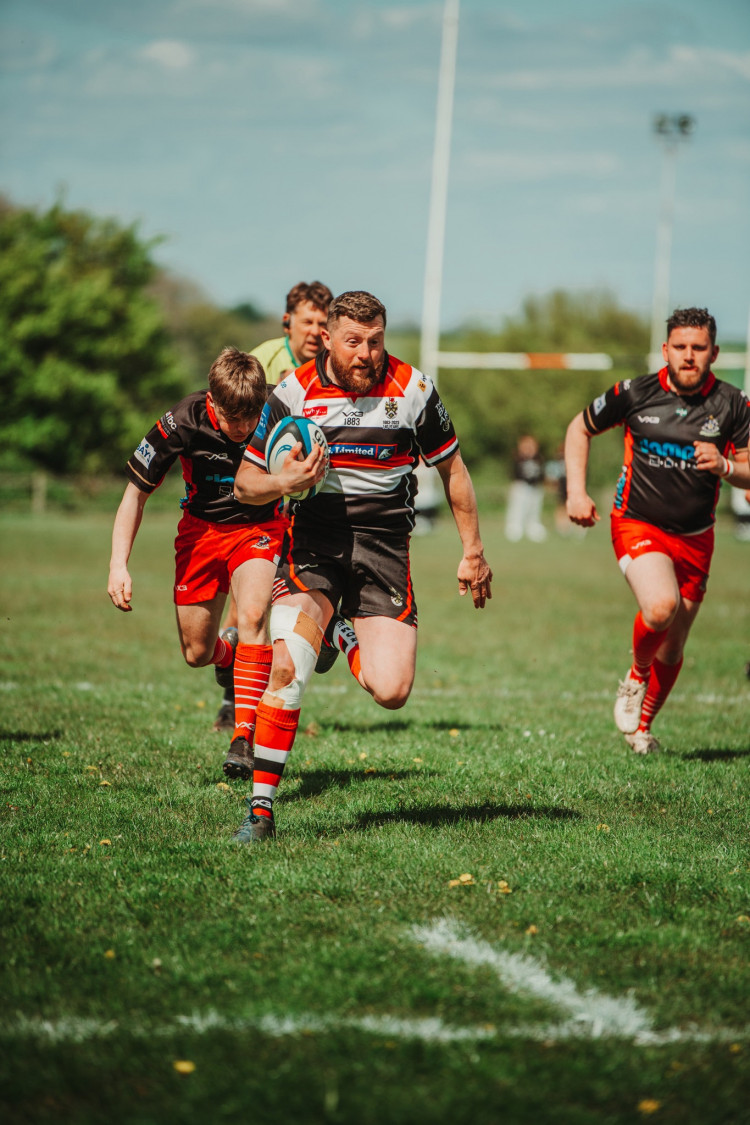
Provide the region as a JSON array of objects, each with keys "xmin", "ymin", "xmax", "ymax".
[
  {"xmin": 108, "ymin": 347, "xmax": 317, "ymax": 780},
  {"xmin": 565, "ymin": 307, "xmax": 750, "ymax": 753},
  {"xmin": 212, "ymin": 282, "xmax": 334, "ymax": 733},
  {"xmin": 229, "ymin": 290, "xmax": 493, "ymax": 842}
]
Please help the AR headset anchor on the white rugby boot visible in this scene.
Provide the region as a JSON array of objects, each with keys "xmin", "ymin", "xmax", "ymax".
[
  {"xmin": 614, "ymin": 672, "xmax": 648, "ymax": 734},
  {"xmin": 624, "ymin": 730, "xmax": 661, "ymax": 755}
]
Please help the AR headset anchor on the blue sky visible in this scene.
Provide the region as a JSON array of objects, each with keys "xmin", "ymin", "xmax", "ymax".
[{"xmin": 2, "ymin": 0, "xmax": 749, "ymax": 337}]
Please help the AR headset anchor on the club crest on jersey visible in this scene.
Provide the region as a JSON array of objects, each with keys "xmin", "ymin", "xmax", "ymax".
[
  {"xmin": 385, "ymin": 398, "xmax": 397, "ymax": 419},
  {"xmin": 699, "ymin": 416, "xmax": 720, "ymax": 438},
  {"xmin": 255, "ymin": 535, "xmax": 271, "ymax": 549}
]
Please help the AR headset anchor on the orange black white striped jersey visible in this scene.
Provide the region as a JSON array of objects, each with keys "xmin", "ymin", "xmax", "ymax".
[
  {"xmin": 244, "ymin": 352, "xmax": 458, "ymax": 535},
  {"xmin": 583, "ymin": 369, "xmax": 750, "ymax": 534}
]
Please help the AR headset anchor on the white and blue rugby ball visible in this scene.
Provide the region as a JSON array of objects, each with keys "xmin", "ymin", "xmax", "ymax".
[{"xmin": 265, "ymin": 416, "xmax": 329, "ymax": 501}]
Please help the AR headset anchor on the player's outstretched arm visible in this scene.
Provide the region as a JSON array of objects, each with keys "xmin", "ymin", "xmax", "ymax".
[
  {"xmin": 234, "ymin": 443, "xmax": 326, "ymax": 505},
  {"xmin": 564, "ymin": 412, "xmax": 600, "ymax": 527},
  {"xmin": 108, "ymin": 482, "xmax": 149, "ymax": 612},
  {"xmin": 435, "ymin": 451, "xmax": 493, "ymax": 609},
  {"xmin": 694, "ymin": 441, "xmax": 750, "ymax": 489}
]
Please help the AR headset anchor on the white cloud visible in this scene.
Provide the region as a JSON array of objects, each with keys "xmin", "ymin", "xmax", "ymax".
[
  {"xmin": 483, "ymin": 44, "xmax": 750, "ymax": 92},
  {"xmin": 139, "ymin": 40, "xmax": 195, "ymax": 70},
  {"xmin": 464, "ymin": 150, "xmax": 621, "ymax": 182}
]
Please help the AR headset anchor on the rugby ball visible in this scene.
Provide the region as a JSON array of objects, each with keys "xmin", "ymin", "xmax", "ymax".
[{"xmin": 265, "ymin": 416, "xmax": 329, "ymax": 500}]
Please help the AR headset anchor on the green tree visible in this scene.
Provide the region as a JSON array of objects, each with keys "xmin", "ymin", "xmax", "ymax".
[
  {"xmin": 149, "ymin": 273, "xmax": 276, "ymax": 388},
  {"xmin": 0, "ymin": 197, "xmax": 189, "ymax": 474}
]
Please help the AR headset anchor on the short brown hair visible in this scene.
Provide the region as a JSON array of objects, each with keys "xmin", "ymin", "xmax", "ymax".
[
  {"xmin": 327, "ymin": 290, "xmax": 387, "ymax": 329},
  {"xmin": 285, "ymin": 281, "xmax": 333, "ymax": 315},
  {"xmin": 667, "ymin": 307, "xmax": 717, "ymax": 345},
  {"xmin": 208, "ymin": 347, "xmax": 267, "ymax": 419}
]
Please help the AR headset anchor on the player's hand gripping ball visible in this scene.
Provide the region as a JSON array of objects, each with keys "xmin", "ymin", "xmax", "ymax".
[{"xmin": 265, "ymin": 416, "xmax": 330, "ymax": 500}]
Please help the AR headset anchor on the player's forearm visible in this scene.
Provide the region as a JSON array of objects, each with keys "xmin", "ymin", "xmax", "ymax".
[
  {"xmin": 564, "ymin": 413, "xmax": 592, "ymax": 504},
  {"xmin": 437, "ymin": 453, "xmax": 484, "ymax": 557},
  {"xmin": 233, "ymin": 461, "xmax": 287, "ymax": 505},
  {"xmin": 110, "ymin": 483, "xmax": 147, "ymax": 569}
]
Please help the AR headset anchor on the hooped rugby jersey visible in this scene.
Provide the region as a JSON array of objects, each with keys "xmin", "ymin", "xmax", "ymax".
[
  {"xmin": 245, "ymin": 352, "xmax": 458, "ymax": 535},
  {"xmin": 583, "ymin": 369, "xmax": 750, "ymax": 534},
  {"xmin": 125, "ymin": 390, "xmax": 281, "ymax": 525}
]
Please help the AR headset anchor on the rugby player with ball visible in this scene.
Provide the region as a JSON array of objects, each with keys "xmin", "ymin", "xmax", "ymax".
[{"xmin": 230, "ymin": 290, "xmax": 493, "ymax": 842}]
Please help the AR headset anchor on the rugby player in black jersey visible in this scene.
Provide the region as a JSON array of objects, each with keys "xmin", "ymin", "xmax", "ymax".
[
  {"xmin": 228, "ymin": 290, "xmax": 493, "ymax": 842},
  {"xmin": 108, "ymin": 347, "xmax": 317, "ymax": 780},
  {"xmin": 565, "ymin": 308, "xmax": 750, "ymax": 754}
]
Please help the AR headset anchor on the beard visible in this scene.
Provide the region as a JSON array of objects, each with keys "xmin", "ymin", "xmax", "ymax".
[
  {"xmin": 667, "ymin": 361, "xmax": 711, "ymax": 394},
  {"xmin": 328, "ymin": 351, "xmax": 380, "ymax": 395}
]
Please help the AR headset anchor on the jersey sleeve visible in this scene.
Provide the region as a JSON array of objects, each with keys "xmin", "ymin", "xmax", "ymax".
[
  {"xmin": 413, "ymin": 379, "xmax": 459, "ymax": 466},
  {"xmin": 243, "ymin": 389, "xmax": 290, "ymax": 472},
  {"xmin": 124, "ymin": 406, "xmax": 187, "ymax": 493},
  {"xmin": 728, "ymin": 392, "xmax": 750, "ymax": 453},
  {"xmin": 582, "ymin": 380, "xmax": 633, "ymax": 434}
]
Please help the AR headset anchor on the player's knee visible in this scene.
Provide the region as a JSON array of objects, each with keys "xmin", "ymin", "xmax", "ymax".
[
  {"xmin": 262, "ymin": 605, "xmax": 322, "ymax": 711},
  {"xmin": 183, "ymin": 642, "xmax": 212, "ymax": 668},
  {"xmin": 236, "ymin": 601, "xmax": 268, "ymax": 637},
  {"xmin": 643, "ymin": 594, "xmax": 679, "ymax": 631},
  {"xmin": 369, "ymin": 675, "xmax": 413, "ymax": 710}
]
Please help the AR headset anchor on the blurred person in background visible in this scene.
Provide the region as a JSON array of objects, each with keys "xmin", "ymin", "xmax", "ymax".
[{"xmin": 505, "ymin": 434, "xmax": 547, "ymax": 542}]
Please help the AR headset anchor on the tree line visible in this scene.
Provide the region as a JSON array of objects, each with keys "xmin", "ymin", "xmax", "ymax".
[{"xmin": 0, "ymin": 197, "xmax": 651, "ymax": 479}]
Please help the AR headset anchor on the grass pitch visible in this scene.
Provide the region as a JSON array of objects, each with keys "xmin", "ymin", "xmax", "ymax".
[{"xmin": 1, "ymin": 507, "xmax": 748, "ymax": 1124}]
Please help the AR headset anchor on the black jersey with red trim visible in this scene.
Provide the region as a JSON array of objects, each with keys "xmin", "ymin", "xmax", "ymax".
[
  {"xmin": 583, "ymin": 369, "xmax": 750, "ymax": 534},
  {"xmin": 125, "ymin": 390, "xmax": 281, "ymax": 525},
  {"xmin": 245, "ymin": 352, "xmax": 458, "ymax": 535}
]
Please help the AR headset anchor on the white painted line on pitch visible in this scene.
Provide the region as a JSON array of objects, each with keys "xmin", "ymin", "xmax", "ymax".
[
  {"xmin": 411, "ymin": 918, "xmax": 747, "ymax": 1045},
  {"xmin": 2, "ymin": 923, "xmax": 747, "ymax": 1049}
]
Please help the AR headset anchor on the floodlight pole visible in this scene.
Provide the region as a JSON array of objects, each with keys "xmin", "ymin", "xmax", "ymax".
[
  {"xmin": 648, "ymin": 114, "xmax": 694, "ymax": 369},
  {"xmin": 420, "ymin": 0, "xmax": 460, "ymax": 388}
]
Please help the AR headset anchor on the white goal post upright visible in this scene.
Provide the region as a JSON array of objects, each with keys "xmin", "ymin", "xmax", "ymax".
[
  {"xmin": 419, "ymin": 8, "xmax": 747, "ymax": 385},
  {"xmin": 420, "ymin": 0, "xmax": 460, "ymax": 389}
]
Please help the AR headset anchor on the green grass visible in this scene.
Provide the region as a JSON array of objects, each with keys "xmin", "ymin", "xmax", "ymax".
[{"xmin": 1, "ymin": 508, "xmax": 749, "ymax": 1125}]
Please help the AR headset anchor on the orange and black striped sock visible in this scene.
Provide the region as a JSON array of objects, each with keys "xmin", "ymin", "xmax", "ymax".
[
  {"xmin": 251, "ymin": 701, "xmax": 300, "ymax": 819},
  {"xmin": 332, "ymin": 618, "xmax": 361, "ymax": 681}
]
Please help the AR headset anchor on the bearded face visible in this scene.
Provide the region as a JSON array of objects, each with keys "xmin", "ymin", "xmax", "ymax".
[
  {"xmin": 663, "ymin": 326, "xmax": 718, "ymax": 394},
  {"xmin": 323, "ymin": 315, "xmax": 386, "ymax": 395}
]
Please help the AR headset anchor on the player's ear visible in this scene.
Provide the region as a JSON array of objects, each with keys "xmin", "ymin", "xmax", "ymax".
[
  {"xmin": 320, "ymin": 325, "xmax": 331, "ymax": 350},
  {"xmin": 282, "ymin": 314, "xmax": 291, "ymax": 334},
  {"xmin": 711, "ymin": 344, "xmax": 720, "ymax": 363}
]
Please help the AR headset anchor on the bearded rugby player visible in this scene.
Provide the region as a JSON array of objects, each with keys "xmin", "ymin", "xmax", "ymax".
[{"xmin": 565, "ymin": 308, "xmax": 750, "ymax": 753}]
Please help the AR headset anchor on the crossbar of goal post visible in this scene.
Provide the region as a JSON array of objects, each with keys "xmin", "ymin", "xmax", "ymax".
[{"xmin": 432, "ymin": 351, "xmax": 748, "ymax": 373}]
